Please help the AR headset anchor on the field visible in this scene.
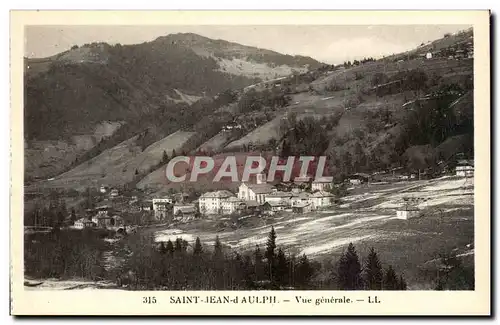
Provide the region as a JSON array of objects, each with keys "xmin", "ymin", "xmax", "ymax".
[
  {"xmin": 34, "ymin": 130, "xmax": 196, "ymax": 191},
  {"xmin": 151, "ymin": 176, "xmax": 474, "ymax": 289}
]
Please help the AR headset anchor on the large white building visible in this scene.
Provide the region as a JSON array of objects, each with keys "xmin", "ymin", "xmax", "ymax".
[
  {"xmin": 198, "ymin": 190, "xmax": 235, "ymax": 215},
  {"xmin": 152, "ymin": 197, "xmax": 173, "ymax": 220},
  {"xmin": 311, "ymin": 191, "xmax": 335, "ymax": 210},
  {"xmin": 238, "ymin": 173, "xmax": 275, "ymax": 204}
]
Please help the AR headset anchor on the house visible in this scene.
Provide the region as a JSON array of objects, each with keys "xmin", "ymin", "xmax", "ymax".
[
  {"xmin": 311, "ymin": 191, "xmax": 334, "ymax": 210},
  {"xmin": 264, "ymin": 190, "xmax": 294, "ymax": 208},
  {"xmin": 221, "ymin": 196, "xmax": 245, "ymax": 215},
  {"xmin": 199, "ymin": 190, "xmax": 235, "ymax": 215},
  {"xmin": 291, "ymin": 192, "xmax": 311, "ymax": 207},
  {"xmin": 292, "ymin": 202, "xmax": 312, "ymax": 213},
  {"xmin": 73, "ymin": 218, "xmax": 96, "ymax": 229},
  {"xmin": 173, "ymin": 204, "xmax": 197, "ymax": 221},
  {"xmin": 311, "ymin": 180, "xmax": 332, "ymax": 192},
  {"xmin": 92, "ymin": 214, "xmax": 124, "ymax": 229},
  {"xmin": 152, "ymin": 197, "xmax": 173, "ymax": 220},
  {"xmin": 347, "ymin": 173, "xmax": 370, "ymax": 185},
  {"xmin": 396, "ymin": 207, "xmax": 421, "ymax": 220},
  {"xmin": 110, "ymin": 188, "xmax": 119, "ymax": 198},
  {"xmin": 263, "ymin": 201, "xmax": 288, "ymax": 212},
  {"xmin": 426, "ymin": 52, "xmax": 433, "ymax": 59},
  {"xmin": 455, "ymin": 160, "xmax": 474, "ymax": 177},
  {"xmin": 141, "ymin": 200, "xmax": 153, "ymax": 211},
  {"xmin": 99, "ymin": 185, "xmax": 108, "ymax": 193}
]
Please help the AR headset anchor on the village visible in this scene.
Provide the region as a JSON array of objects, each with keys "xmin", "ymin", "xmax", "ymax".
[{"xmin": 65, "ymin": 156, "xmax": 474, "ymax": 234}]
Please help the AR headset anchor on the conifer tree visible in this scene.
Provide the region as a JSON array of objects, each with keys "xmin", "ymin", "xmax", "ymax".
[
  {"xmin": 166, "ymin": 240, "xmax": 174, "ymax": 255},
  {"xmin": 174, "ymin": 238, "xmax": 183, "ymax": 253},
  {"xmin": 171, "ymin": 149, "xmax": 177, "ymax": 158},
  {"xmin": 265, "ymin": 227, "xmax": 277, "ymax": 281},
  {"xmin": 364, "ymin": 247, "xmax": 383, "ymax": 290},
  {"xmin": 275, "ymin": 248, "xmax": 289, "ymax": 286},
  {"xmin": 398, "ymin": 274, "xmax": 408, "ymax": 290},
  {"xmin": 193, "ymin": 237, "xmax": 203, "ymax": 255},
  {"xmin": 213, "ymin": 236, "xmax": 223, "ymax": 258},
  {"xmin": 296, "ymin": 254, "xmax": 315, "ymax": 288},
  {"xmin": 162, "ymin": 150, "xmax": 169, "ymax": 163},
  {"xmin": 336, "ymin": 243, "xmax": 363, "ymax": 290},
  {"xmin": 254, "ymin": 245, "xmax": 264, "ymax": 281},
  {"xmin": 159, "ymin": 242, "xmax": 167, "ymax": 254},
  {"xmin": 383, "ymin": 265, "xmax": 399, "ymax": 290}
]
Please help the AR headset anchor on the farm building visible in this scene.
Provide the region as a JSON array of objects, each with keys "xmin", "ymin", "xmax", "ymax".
[
  {"xmin": 73, "ymin": 218, "xmax": 96, "ymax": 229},
  {"xmin": 346, "ymin": 173, "xmax": 370, "ymax": 185},
  {"xmin": 292, "ymin": 203, "xmax": 312, "ymax": 214},
  {"xmin": 455, "ymin": 160, "xmax": 474, "ymax": 177},
  {"xmin": 173, "ymin": 204, "xmax": 197, "ymax": 221},
  {"xmin": 396, "ymin": 208, "xmax": 421, "ymax": 220}
]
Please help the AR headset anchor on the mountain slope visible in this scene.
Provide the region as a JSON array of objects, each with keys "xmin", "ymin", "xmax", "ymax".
[{"xmin": 24, "ymin": 34, "xmax": 323, "ymax": 180}]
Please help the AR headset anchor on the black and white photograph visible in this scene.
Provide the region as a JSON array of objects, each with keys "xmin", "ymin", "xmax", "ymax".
[{"xmin": 10, "ymin": 10, "xmax": 490, "ymax": 316}]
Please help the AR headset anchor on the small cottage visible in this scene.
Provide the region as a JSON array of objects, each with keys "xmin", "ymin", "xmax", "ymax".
[
  {"xmin": 396, "ymin": 208, "xmax": 421, "ymax": 220},
  {"xmin": 73, "ymin": 218, "xmax": 96, "ymax": 229}
]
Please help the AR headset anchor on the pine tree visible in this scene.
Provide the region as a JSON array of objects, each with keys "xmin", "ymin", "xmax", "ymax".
[
  {"xmin": 213, "ymin": 236, "xmax": 223, "ymax": 258},
  {"xmin": 337, "ymin": 243, "xmax": 363, "ymax": 290},
  {"xmin": 135, "ymin": 169, "xmax": 139, "ymax": 175},
  {"xmin": 193, "ymin": 237, "xmax": 203, "ymax": 255},
  {"xmin": 254, "ymin": 245, "xmax": 264, "ymax": 281},
  {"xmin": 70, "ymin": 208, "xmax": 77, "ymax": 222},
  {"xmin": 171, "ymin": 149, "xmax": 177, "ymax": 158},
  {"xmin": 174, "ymin": 238, "xmax": 183, "ymax": 253},
  {"xmin": 162, "ymin": 150, "xmax": 169, "ymax": 163},
  {"xmin": 296, "ymin": 254, "xmax": 315, "ymax": 288},
  {"xmin": 383, "ymin": 265, "xmax": 399, "ymax": 290},
  {"xmin": 275, "ymin": 248, "xmax": 289, "ymax": 286},
  {"xmin": 364, "ymin": 247, "xmax": 383, "ymax": 290},
  {"xmin": 398, "ymin": 275, "xmax": 408, "ymax": 290},
  {"xmin": 166, "ymin": 240, "xmax": 174, "ymax": 256},
  {"xmin": 159, "ymin": 242, "xmax": 167, "ymax": 254},
  {"xmin": 265, "ymin": 227, "xmax": 277, "ymax": 282}
]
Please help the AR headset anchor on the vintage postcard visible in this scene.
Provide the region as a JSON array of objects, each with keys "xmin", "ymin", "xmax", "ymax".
[{"xmin": 10, "ymin": 10, "xmax": 491, "ymax": 316}]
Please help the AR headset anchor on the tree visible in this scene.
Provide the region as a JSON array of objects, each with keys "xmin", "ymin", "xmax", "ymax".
[
  {"xmin": 135, "ymin": 169, "xmax": 139, "ymax": 175},
  {"xmin": 363, "ymin": 247, "xmax": 383, "ymax": 290},
  {"xmin": 159, "ymin": 242, "xmax": 168, "ymax": 254},
  {"xmin": 193, "ymin": 237, "xmax": 203, "ymax": 255},
  {"xmin": 398, "ymin": 275, "xmax": 408, "ymax": 290},
  {"xmin": 166, "ymin": 240, "xmax": 174, "ymax": 256},
  {"xmin": 213, "ymin": 236, "xmax": 223, "ymax": 258},
  {"xmin": 337, "ymin": 243, "xmax": 363, "ymax": 290},
  {"xmin": 254, "ymin": 245, "xmax": 265, "ymax": 281},
  {"xmin": 275, "ymin": 248, "xmax": 289, "ymax": 286},
  {"xmin": 295, "ymin": 254, "xmax": 315, "ymax": 288},
  {"xmin": 171, "ymin": 149, "xmax": 177, "ymax": 158},
  {"xmin": 162, "ymin": 150, "xmax": 169, "ymax": 163},
  {"xmin": 383, "ymin": 265, "xmax": 399, "ymax": 290},
  {"xmin": 174, "ymin": 238, "xmax": 183, "ymax": 253},
  {"xmin": 70, "ymin": 208, "xmax": 77, "ymax": 222},
  {"xmin": 265, "ymin": 227, "xmax": 277, "ymax": 281}
]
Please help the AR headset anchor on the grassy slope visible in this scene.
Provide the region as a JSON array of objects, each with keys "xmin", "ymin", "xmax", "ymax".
[
  {"xmin": 41, "ymin": 131, "xmax": 196, "ymax": 191},
  {"xmin": 150, "ymin": 176, "xmax": 473, "ymax": 289}
]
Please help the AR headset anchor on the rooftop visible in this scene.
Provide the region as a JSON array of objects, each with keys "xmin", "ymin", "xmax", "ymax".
[
  {"xmin": 200, "ymin": 190, "xmax": 235, "ymax": 198},
  {"xmin": 243, "ymin": 183, "xmax": 275, "ymax": 194}
]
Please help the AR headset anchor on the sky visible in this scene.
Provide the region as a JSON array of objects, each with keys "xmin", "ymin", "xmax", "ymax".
[{"xmin": 25, "ymin": 25, "xmax": 470, "ymax": 64}]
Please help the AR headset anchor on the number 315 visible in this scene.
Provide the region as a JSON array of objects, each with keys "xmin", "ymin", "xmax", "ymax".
[{"xmin": 143, "ymin": 297, "xmax": 157, "ymax": 304}]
